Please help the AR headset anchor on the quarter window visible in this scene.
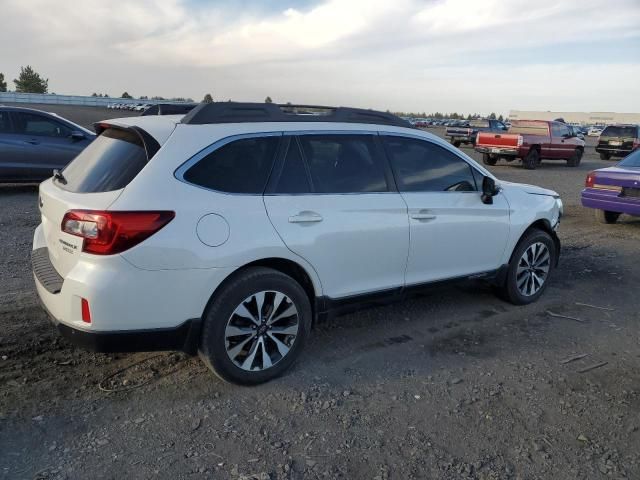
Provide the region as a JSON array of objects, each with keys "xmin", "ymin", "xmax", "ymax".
[
  {"xmin": 383, "ymin": 136, "xmax": 478, "ymax": 192},
  {"xmin": 183, "ymin": 136, "xmax": 279, "ymax": 194},
  {"xmin": 297, "ymin": 134, "xmax": 389, "ymax": 193}
]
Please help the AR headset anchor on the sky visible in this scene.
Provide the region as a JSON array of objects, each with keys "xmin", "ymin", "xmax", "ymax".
[{"xmin": 1, "ymin": 0, "xmax": 639, "ymax": 116}]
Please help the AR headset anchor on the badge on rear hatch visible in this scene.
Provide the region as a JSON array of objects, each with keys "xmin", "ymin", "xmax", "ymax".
[{"xmin": 58, "ymin": 236, "xmax": 82, "ymax": 255}]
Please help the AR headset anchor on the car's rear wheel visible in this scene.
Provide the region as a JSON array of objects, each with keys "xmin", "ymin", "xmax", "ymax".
[
  {"xmin": 566, "ymin": 148, "xmax": 582, "ymax": 167},
  {"xmin": 523, "ymin": 148, "xmax": 539, "ymax": 170},
  {"xmin": 599, "ymin": 152, "xmax": 611, "ymax": 160},
  {"xmin": 595, "ymin": 209, "xmax": 620, "ymax": 224},
  {"xmin": 453, "ymin": 140, "xmax": 461, "ymax": 148},
  {"xmin": 199, "ymin": 267, "xmax": 311, "ymax": 385},
  {"xmin": 496, "ymin": 229, "xmax": 556, "ymax": 305},
  {"xmin": 482, "ymin": 153, "xmax": 497, "ymax": 166}
]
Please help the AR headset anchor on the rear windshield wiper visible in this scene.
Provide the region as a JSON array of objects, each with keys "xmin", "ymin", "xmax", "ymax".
[{"xmin": 53, "ymin": 169, "xmax": 67, "ymax": 185}]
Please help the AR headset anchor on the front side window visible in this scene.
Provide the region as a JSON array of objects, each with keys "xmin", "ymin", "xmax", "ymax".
[
  {"xmin": 14, "ymin": 112, "xmax": 71, "ymax": 138},
  {"xmin": 297, "ymin": 134, "xmax": 389, "ymax": 193},
  {"xmin": 183, "ymin": 136, "xmax": 279, "ymax": 194},
  {"xmin": 383, "ymin": 136, "xmax": 477, "ymax": 192},
  {"xmin": 551, "ymin": 123, "xmax": 570, "ymax": 137}
]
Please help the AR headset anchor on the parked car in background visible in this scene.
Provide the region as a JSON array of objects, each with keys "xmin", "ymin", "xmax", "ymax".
[
  {"xmin": 595, "ymin": 124, "xmax": 640, "ymax": 160},
  {"xmin": 582, "ymin": 149, "xmax": 640, "ymax": 223},
  {"xmin": 568, "ymin": 125, "xmax": 585, "ymax": 140},
  {"xmin": 141, "ymin": 103, "xmax": 199, "ymax": 116},
  {"xmin": 446, "ymin": 118, "xmax": 507, "ymax": 147},
  {"xmin": 475, "ymin": 120, "xmax": 585, "ymax": 169},
  {"xmin": 32, "ymin": 102, "xmax": 562, "ymax": 384},
  {"xmin": 588, "ymin": 126, "xmax": 605, "ymax": 137},
  {"xmin": 0, "ymin": 106, "xmax": 95, "ymax": 183}
]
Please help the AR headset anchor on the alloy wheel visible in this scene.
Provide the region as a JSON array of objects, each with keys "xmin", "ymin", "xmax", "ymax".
[
  {"xmin": 224, "ymin": 291, "xmax": 299, "ymax": 371},
  {"xmin": 516, "ymin": 242, "xmax": 550, "ymax": 296}
]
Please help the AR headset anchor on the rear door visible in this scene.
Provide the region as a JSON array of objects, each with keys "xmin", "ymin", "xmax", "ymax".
[
  {"xmin": 264, "ymin": 133, "xmax": 409, "ymax": 299},
  {"xmin": 381, "ymin": 135, "xmax": 510, "ymax": 284},
  {"xmin": 0, "ymin": 110, "xmax": 34, "ymax": 180},
  {"xmin": 39, "ymin": 127, "xmax": 151, "ymax": 277}
]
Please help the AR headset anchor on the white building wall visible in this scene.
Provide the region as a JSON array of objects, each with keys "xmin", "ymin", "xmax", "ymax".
[{"xmin": 508, "ymin": 110, "xmax": 640, "ymax": 126}]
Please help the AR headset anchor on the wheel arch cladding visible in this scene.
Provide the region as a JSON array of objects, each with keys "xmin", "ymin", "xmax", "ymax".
[
  {"xmin": 202, "ymin": 258, "xmax": 317, "ymax": 321},
  {"xmin": 511, "ymin": 220, "xmax": 560, "ymax": 267}
]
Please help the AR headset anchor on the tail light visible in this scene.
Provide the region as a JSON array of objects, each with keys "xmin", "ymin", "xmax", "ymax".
[
  {"xmin": 61, "ymin": 210, "xmax": 175, "ymax": 255},
  {"xmin": 585, "ymin": 171, "xmax": 595, "ymax": 188},
  {"xmin": 517, "ymin": 135, "xmax": 524, "ymax": 147}
]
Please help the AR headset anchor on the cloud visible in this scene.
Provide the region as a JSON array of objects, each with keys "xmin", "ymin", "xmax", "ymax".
[{"xmin": 0, "ymin": 0, "xmax": 638, "ymax": 112}]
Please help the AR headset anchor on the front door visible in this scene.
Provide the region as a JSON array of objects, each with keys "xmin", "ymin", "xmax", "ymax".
[{"xmin": 381, "ymin": 135, "xmax": 510, "ymax": 285}]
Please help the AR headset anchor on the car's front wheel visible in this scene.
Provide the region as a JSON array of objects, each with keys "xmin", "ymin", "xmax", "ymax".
[
  {"xmin": 497, "ymin": 229, "xmax": 557, "ymax": 305},
  {"xmin": 599, "ymin": 152, "xmax": 611, "ymax": 161},
  {"xmin": 199, "ymin": 267, "xmax": 311, "ymax": 385}
]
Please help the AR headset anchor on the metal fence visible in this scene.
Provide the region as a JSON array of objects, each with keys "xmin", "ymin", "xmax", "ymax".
[{"xmin": 0, "ymin": 92, "xmax": 187, "ymax": 107}]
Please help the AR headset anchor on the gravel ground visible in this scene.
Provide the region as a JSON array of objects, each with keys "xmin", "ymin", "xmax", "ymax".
[{"xmin": 1, "ymin": 110, "xmax": 639, "ymax": 480}]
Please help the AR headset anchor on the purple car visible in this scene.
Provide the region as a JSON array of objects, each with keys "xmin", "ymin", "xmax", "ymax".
[{"xmin": 581, "ymin": 149, "xmax": 640, "ymax": 223}]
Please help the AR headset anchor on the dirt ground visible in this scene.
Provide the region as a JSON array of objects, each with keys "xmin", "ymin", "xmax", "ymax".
[{"xmin": 1, "ymin": 107, "xmax": 639, "ymax": 480}]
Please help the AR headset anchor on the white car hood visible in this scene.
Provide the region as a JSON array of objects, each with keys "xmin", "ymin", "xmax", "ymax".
[{"xmin": 498, "ymin": 180, "xmax": 558, "ymax": 197}]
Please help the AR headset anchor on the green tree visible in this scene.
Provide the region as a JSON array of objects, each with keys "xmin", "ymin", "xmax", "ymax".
[
  {"xmin": 488, "ymin": 112, "xmax": 497, "ymax": 120},
  {"xmin": 203, "ymin": 93, "xmax": 213, "ymax": 103},
  {"xmin": 13, "ymin": 65, "xmax": 48, "ymax": 93},
  {"xmin": 91, "ymin": 92, "xmax": 98, "ymax": 97},
  {"xmin": 0, "ymin": 73, "xmax": 7, "ymax": 92},
  {"xmin": 498, "ymin": 114, "xmax": 504, "ymax": 122},
  {"xmin": 121, "ymin": 92, "xmax": 132, "ymax": 99},
  {"xmin": 265, "ymin": 96, "xmax": 273, "ymax": 103},
  {"xmin": 139, "ymin": 95, "xmax": 148, "ymax": 100}
]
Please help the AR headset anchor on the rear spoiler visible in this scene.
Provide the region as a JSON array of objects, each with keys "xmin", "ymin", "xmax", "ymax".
[{"xmin": 93, "ymin": 122, "xmax": 161, "ymax": 160}]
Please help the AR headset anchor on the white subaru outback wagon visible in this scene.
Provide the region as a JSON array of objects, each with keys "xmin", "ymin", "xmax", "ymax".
[{"xmin": 33, "ymin": 103, "xmax": 563, "ymax": 384}]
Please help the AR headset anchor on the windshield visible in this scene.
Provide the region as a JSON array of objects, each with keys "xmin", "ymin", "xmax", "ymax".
[
  {"xmin": 58, "ymin": 128, "xmax": 148, "ymax": 193},
  {"xmin": 619, "ymin": 149, "xmax": 640, "ymax": 168},
  {"xmin": 602, "ymin": 126, "xmax": 637, "ymax": 138}
]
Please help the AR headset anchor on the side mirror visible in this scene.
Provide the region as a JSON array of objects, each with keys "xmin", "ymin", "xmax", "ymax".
[
  {"xmin": 481, "ymin": 176, "xmax": 498, "ymax": 205},
  {"xmin": 70, "ymin": 131, "xmax": 85, "ymax": 141}
]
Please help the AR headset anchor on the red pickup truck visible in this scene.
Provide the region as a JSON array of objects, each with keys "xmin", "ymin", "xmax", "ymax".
[{"xmin": 475, "ymin": 120, "xmax": 585, "ymax": 169}]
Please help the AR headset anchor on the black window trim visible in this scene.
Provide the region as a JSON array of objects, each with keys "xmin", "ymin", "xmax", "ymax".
[
  {"xmin": 174, "ymin": 131, "xmax": 283, "ymax": 196},
  {"xmin": 0, "ymin": 110, "xmax": 15, "ymax": 134},
  {"xmin": 379, "ymin": 131, "xmax": 491, "ymax": 194}
]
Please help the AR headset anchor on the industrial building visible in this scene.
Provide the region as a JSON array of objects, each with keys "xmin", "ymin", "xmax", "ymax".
[{"xmin": 508, "ymin": 110, "xmax": 640, "ymax": 126}]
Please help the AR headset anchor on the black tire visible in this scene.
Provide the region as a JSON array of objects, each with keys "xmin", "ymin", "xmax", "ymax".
[
  {"xmin": 496, "ymin": 229, "xmax": 557, "ymax": 305},
  {"xmin": 523, "ymin": 148, "xmax": 539, "ymax": 170},
  {"xmin": 595, "ymin": 209, "xmax": 620, "ymax": 224},
  {"xmin": 482, "ymin": 153, "xmax": 497, "ymax": 166},
  {"xmin": 453, "ymin": 140, "xmax": 461, "ymax": 148},
  {"xmin": 199, "ymin": 267, "xmax": 312, "ymax": 385},
  {"xmin": 599, "ymin": 152, "xmax": 611, "ymax": 161},
  {"xmin": 566, "ymin": 148, "xmax": 582, "ymax": 167}
]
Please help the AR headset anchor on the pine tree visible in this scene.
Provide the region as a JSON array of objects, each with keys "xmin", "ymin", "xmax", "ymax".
[{"xmin": 13, "ymin": 66, "xmax": 48, "ymax": 93}]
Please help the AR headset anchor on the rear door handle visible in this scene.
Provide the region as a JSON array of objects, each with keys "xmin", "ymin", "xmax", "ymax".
[
  {"xmin": 288, "ymin": 212, "xmax": 323, "ymax": 223},
  {"xmin": 411, "ymin": 211, "xmax": 437, "ymax": 221}
]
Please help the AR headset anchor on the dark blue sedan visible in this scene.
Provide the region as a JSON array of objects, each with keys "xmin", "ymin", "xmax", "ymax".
[{"xmin": 0, "ymin": 106, "xmax": 95, "ymax": 183}]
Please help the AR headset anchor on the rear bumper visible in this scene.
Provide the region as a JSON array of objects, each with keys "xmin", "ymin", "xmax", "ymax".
[
  {"xmin": 475, "ymin": 146, "xmax": 519, "ymax": 157},
  {"xmin": 595, "ymin": 147, "xmax": 634, "ymax": 156},
  {"xmin": 32, "ymin": 223, "xmax": 234, "ymax": 354},
  {"xmin": 581, "ymin": 188, "xmax": 640, "ymax": 216}
]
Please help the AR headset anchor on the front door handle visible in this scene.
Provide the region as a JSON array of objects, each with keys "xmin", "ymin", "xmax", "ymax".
[
  {"xmin": 411, "ymin": 212, "xmax": 437, "ymax": 221},
  {"xmin": 288, "ymin": 212, "xmax": 323, "ymax": 223},
  {"xmin": 25, "ymin": 139, "xmax": 40, "ymax": 145}
]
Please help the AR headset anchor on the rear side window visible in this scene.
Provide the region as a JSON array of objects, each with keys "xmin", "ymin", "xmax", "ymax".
[
  {"xmin": 183, "ymin": 136, "xmax": 279, "ymax": 194},
  {"xmin": 602, "ymin": 126, "xmax": 638, "ymax": 138},
  {"xmin": 273, "ymin": 139, "xmax": 312, "ymax": 194},
  {"xmin": 14, "ymin": 112, "xmax": 71, "ymax": 138},
  {"xmin": 297, "ymin": 134, "xmax": 389, "ymax": 193},
  {"xmin": 59, "ymin": 128, "xmax": 148, "ymax": 193},
  {"xmin": 383, "ymin": 136, "xmax": 477, "ymax": 192}
]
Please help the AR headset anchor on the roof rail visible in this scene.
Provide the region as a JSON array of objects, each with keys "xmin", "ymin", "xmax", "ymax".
[{"xmin": 180, "ymin": 102, "xmax": 412, "ymax": 128}]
